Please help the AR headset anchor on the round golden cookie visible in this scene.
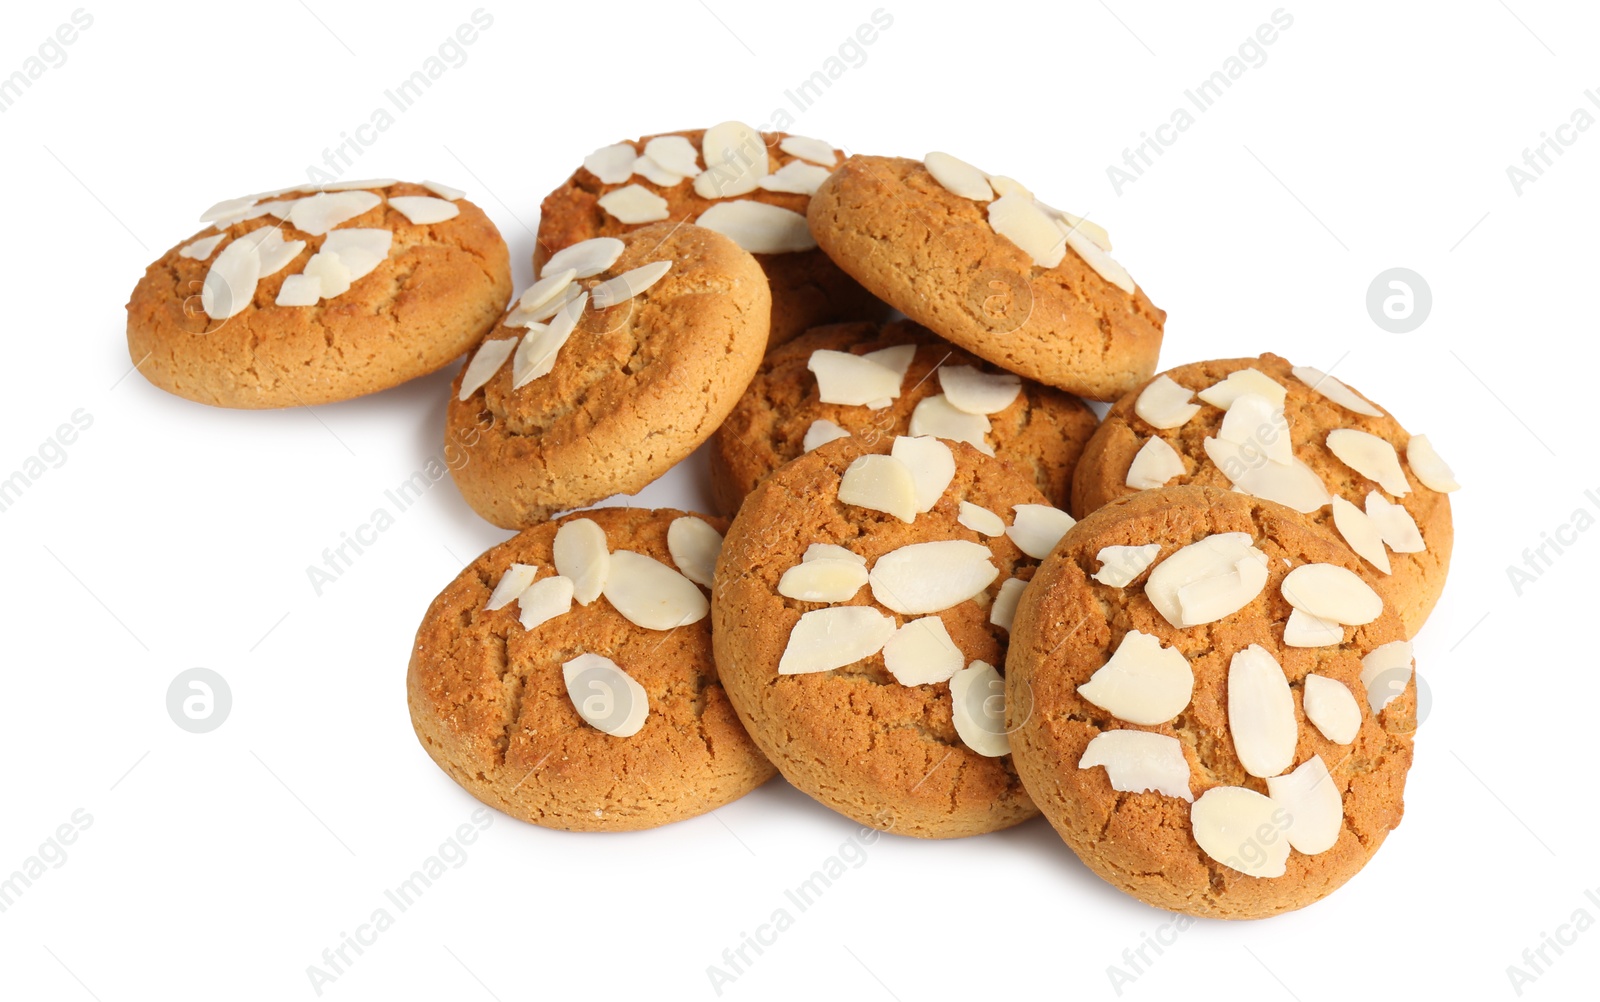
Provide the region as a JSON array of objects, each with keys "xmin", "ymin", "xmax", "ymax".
[
  {"xmin": 126, "ymin": 181, "xmax": 511, "ymax": 408},
  {"xmin": 536, "ymin": 126, "xmax": 889, "ymax": 347},
  {"xmin": 407, "ymin": 506, "xmax": 775, "ymax": 832},
  {"xmin": 1007, "ymin": 486, "xmax": 1417, "ymax": 919},
  {"xmin": 1071, "ymin": 353, "xmax": 1453, "ymax": 636},
  {"xmin": 710, "ymin": 319, "xmax": 1099, "ymax": 516},
  {"xmin": 807, "ymin": 155, "xmax": 1165, "ymax": 401},
  {"xmin": 712, "ymin": 435, "xmax": 1063, "ymax": 838},
  {"xmin": 448, "ymin": 222, "xmax": 770, "ymax": 529}
]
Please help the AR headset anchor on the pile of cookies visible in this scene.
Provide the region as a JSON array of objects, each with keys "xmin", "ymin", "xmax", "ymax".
[{"xmin": 125, "ymin": 123, "xmax": 1458, "ymax": 919}]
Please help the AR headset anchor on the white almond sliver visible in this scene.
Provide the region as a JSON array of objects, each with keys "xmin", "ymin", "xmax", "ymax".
[
  {"xmin": 989, "ymin": 577, "xmax": 1027, "ymax": 632},
  {"xmin": 1052, "ymin": 208, "xmax": 1112, "ymax": 252},
  {"xmin": 1061, "ymin": 226, "xmax": 1136, "ymax": 293},
  {"xmin": 388, "ymin": 195, "xmax": 460, "ymax": 225},
  {"xmin": 248, "ymin": 229, "xmax": 308, "ymax": 278},
  {"xmin": 1079, "ymin": 631, "xmax": 1193, "ymax": 726},
  {"xmin": 199, "ymin": 195, "xmax": 258, "ymax": 223},
  {"xmin": 485, "ymin": 563, "xmax": 538, "ymax": 611},
  {"xmin": 553, "ymin": 518, "xmax": 610, "ymax": 605},
  {"xmin": 694, "ymin": 121, "xmax": 770, "ymax": 198},
  {"xmin": 778, "ymin": 606, "xmax": 896, "ymax": 675},
  {"xmin": 422, "ymin": 179, "xmax": 466, "ymax": 200},
  {"xmin": 1126, "ymin": 437, "xmax": 1185, "ymax": 490},
  {"xmin": 1365, "ymin": 492, "xmax": 1426, "ymax": 553},
  {"xmin": 563, "ymin": 653, "xmax": 648, "ymax": 737},
  {"xmin": 320, "ymin": 229, "xmax": 391, "ymax": 281},
  {"xmin": 201, "ymin": 236, "xmax": 262, "ymax": 319},
  {"xmin": 602, "ymin": 550, "xmax": 710, "ymax": 630},
  {"xmin": 515, "ymin": 269, "xmax": 577, "ymax": 315},
  {"xmin": 643, "ymin": 135, "xmax": 702, "ymax": 176},
  {"xmin": 1191, "ymin": 787, "xmax": 1290, "ymax": 877},
  {"xmin": 869, "ymin": 540, "xmax": 998, "ymax": 615},
  {"xmin": 512, "ymin": 293, "xmax": 588, "ymax": 387},
  {"xmin": 1196, "ymin": 368, "xmax": 1288, "ymax": 410},
  {"xmin": 275, "ymin": 273, "xmax": 322, "ymax": 308},
  {"xmin": 1092, "ymin": 544, "xmax": 1163, "ymax": 587},
  {"xmin": 287, "ymin": 191, "xmax": 381, "ymax": 236},
  {"xmin": 838, "ymin": 454, "xmax": 919, "ymax": 524},
  {"xmin": 958, "ymin": 502, "xmax": 1006, "ymax": 537},
  {"xmin": 882, "ymin": 616, "xmax": 963, "ymax": 686},
  {"xmin": 302, "ymin": 251, "xmax": 351, "ymax": 298},
  {"xmin": 1202, "ymin": 437, "xmax": 1331, "ymax": 514},
  {"xmin": 598, "ymin": 184, "xmax": 670, "ymax": 224},
  {"xmin": 803, "ymin": 419, "xmax": 850, "ymax": 452},
  {"xmin": 697, "ymin": 201, "xmax": 815, "ymax": 253},
  {"xmin": 591, "ymin": 260, "xmax": 672, "ymax": 309},
  {"xmin": 1007, "ymin": 504, "xmax": 1076, "ymax": 560},
  {"xmin": 458, "ymin": 338, "xmax": 517, "ymax": 400},
  {"xmin": 1217, "ymin": 393, "xmax": 1293, "ymax": 466},
  {"xmin": 986, "ymin": 175, "xmax": 1030, "ymax": 198},
  {"xmin": 907, "ymin": 395, "xmax": 993, "ymax": 455},
  {"xmin": 923, "ymin": 151, "xmax": 994, "ymax": 202},
  {"xmin": 1330, "ymin": 496, "xmax": 1392, "ymax": 573},
  {"xmin": 666, "ymin": 517, "xmax": 722, "ymax": 589},
  {"xmin": 950, "ymin": 661, "xmax": 1010, "ymax": 757},
  {"xmin": 1144, "ymin": 533, "xmax": 1268, "ymax": 629},
  {"xmin": 543, "ymin": 237, "xmax": 625, "ymax": 279},
  {"xmin": 1406, "ymin": 434, "xmax": 1460, "ymax": 493},
  {"xmin": 1328, "ymin": 429, "xmax": 1411, "ymax": 496},
  {"xmin": 758, "ymin": 160, "xmax": 831, "ymax": 195},
  {"xmin": 1176, "ymin": 556, "xmax": 1269, "ymax": 627},
  {"xmin": 861, "ymin": 344, "xmax": 916, "ymax": 382},
  {"xmin": 808, "ymin": 349, "xmax": 903, "ymax": 405},
  {"xmin": 1134, "ymin": 376, "xmax": 1200, "ymax": 429},
  {"xmin": 1266, "ymin": 755, "xmax": 1342, "ymax": 855},
  {"xmin": 777, "ymin": 558, "xmax": 868, "ymax": 603},
  {"xmin": 988, "ymin": 193, "xmax": 1066, "ymax": 267},
  {"xmin": 1281, "ymin": 563, "xmax": 1384, "ymax": 626},
  {"xmin": 179, "ymin": 233, "xmax": 227, "ymax": 260},
  {"xmin": 1228, "ymin": 644, "xmax": 1298, "ymax": 779},
  {"xmin": 507, "ymin": 283, "xmax": 583, "ymax": 327},
  {"xmin": 1079, "ymin": 731, "xmax": 1193, "ymax": 802},
  {"xmin": 1360, "ymin": 641, "xmax": 1414, "ymax": 714},
  {"xmin": 780, "ymin": 135, "xmax": 837, "ymax": 166},
  {"xmin": 1283, "ymin": 607, "xmax": 1344, "ymax": 648},
  {"xmin": 1292, "ymin": 365, "xmax": 1384, "ymax": 417},
  {"xmin": 319, "ymin": 178, "xmax": 398, "ymax": 192},
  {"xmin": 583, "ymin": 142, "xmax": 638, "ymax": 185},
  {"xmin": 1303, "ymin": 674, "xmax": 1362, "ymax": 744},
  {"xmin": 890, "ymin": 436, "xmax": 955, "ymax": 513},
  {"xmin": 938, "ymin": 366, "xmax": 1022, "ymax": 415},
  {"xmin": 518, "ymin": 575, "xmax": 574, "ymax": 631},
  {"xmin": 803, "ymin": 543, "xmax": 865, "ymax": 565},
  {"xmin": 631, "ymin": 154, "xmax": 684, "ymax": 187}
]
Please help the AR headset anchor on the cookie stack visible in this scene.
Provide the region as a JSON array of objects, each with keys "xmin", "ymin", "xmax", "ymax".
[{"xmin": 126, "ymin": 124, "xmax": 1458, "ymax": 918}]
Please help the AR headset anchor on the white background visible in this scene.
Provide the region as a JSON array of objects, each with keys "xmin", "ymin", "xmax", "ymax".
[{"xmin": 2, "ymin": 1, "xmax": 1596, "ymax": 999}]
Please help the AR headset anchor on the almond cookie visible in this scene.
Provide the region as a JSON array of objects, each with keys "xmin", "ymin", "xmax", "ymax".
[
  {"xmin": 1070, "ymin": 353, "xmax": 1458, "ymax": 636},
  {"xmin": 807, "ymin": 153, "xmax": 1165, "ymax": 401},
  {"xmin": 448, "ymin": 222, "xmax": 770, "ymax": 529},
  {"xmin": 712, "ymin": 434, "xmax": 1081, "ymax": 838},
  {"xmin": 710, "ymin": 319, "xmax": 1099, "ymax": 516},
  {"xmin": 1006, "ymin": 485, "xmax": 1418, "ymax": 919},
  {"xmin": 537, "ymin": 123, "xmax": 888, "ymax": 346},
  {"xmin": 408, "ymin": 506, "xmax": 775, "ymax": 832},
  {"xmin": 126, "ymin": 179, "xmax": 511, "ymax": 408}
]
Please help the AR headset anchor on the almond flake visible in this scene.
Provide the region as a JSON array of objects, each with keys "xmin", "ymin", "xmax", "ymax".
[
  {"xmin": 199, "ymin": 195, "xmax": 258, "ymax": 223},
  {"xmin": 1006, "ymin": 504, "xmax": 1076, "ymax": 560},
  {"xmin": 778, "ymin": 606, "xmax": 896, "ymax": 674},
  {"xmin": 1126, "ymin": 437, "xmax": 1185, "ymax": 490},
  {"xmin": 758, "ymin": 160, "xmax": 831, "ymax": 195},
  {"xmin": 1303, "ymin": 674, "xmax": 1362, "ymax": 744},
  {"xmin": 386, "ymin": 195, "xmax": 459, "ymax": 225},
  {"xmin": 1281, "ymin": 563, "xmax": 1383, "ymax": 626},
  {"xmin": 1134, "ymin": 376, "xmax": 1200, "ymax": 429},
  {"xmin": 667, "ymin": 517, "xmax": 722, "ymax": 589},
  {"xmin": 1360, "ymin": 641, "xmax": 1414, "ymax": 714},
  {"xmin": 201, "ymin": 237, "xmax": 262, "ymax": 318},
  {"xmin": 1328, "ymin": 429, "xmax": 1411, "ymax": 496},
  {"xmin": 1061, "ymin": 226, "xmax": 1136, "ymax": 293},
  {"xmin": 1203, "ymin": 437, "xmax": 1331, "ymax": 514},
  {"xmin": 1266, "ymin": 755, "xmax": 1342, "ymax": 855},
  {"xmin": 883, "ymin": 616, "xmax": 963, "ymax": 686},
  {"xmin": 602, "ymin": 550, "xmax": 710, "ymax": 630},
  {"xmin": 287, "ymin": 191, "xmax": 381, "ymax": 236},
  {"xmin": 1196, "ymin": 368, "xmax": 1287, "ymax": 410},
  {"xmin": 631, "ymin": 154, "xmax": 684, "ymax": 187},
  {"xmin": 591, "ymin": 260, "xmax": 672, "ymax": 309},
  {"xmin": 1079, "ymin": 631, "xmax": 1193, "ymax": 725},
  {"xmin": 803, "ymin": 419, "xmax": 850, "ymax": 452},
  {"xmin": 988, "ymin": 193, "xmax": 1065, "ymax": 267},
  {"xmin": 837, "ymin": 454, "xmax": 919, "ymax": 523},
  {"xmin": 512, "ymin": 293, "xmax": 588, "ymax": 387},
  {"xmin": 938, "ymin": 366, "xmax": 1022, "ymax": 415},
  {"xmin": 950, "ymin": 660, "xmax": 1010, "ymax": 757},
  {"xmin": 319, "ymin": 228, "xmax": 390, "ymax": 282},
  {"xmin": 583, "ymin": 142, "xmax": 638, "ymax": 185},
  {"xmin": 1282, "ymin": 607, "xmax": 1344, "ymax": 648},
  {"xmin": 643, "ymin": 135, "xmax": 702, "ymax": 177},
  {"xmin": 518, "ymin": 575, "xmax": 574, "ymax": 631},
  {"xmin": 777, "ymin": 557, "xmax": 868, "ymax": 602},
  {"xmin": 1364, "ymin": 492, "xmax": 1425, "ymax": 553},
  {"xmin": 804, "ymin": 543, "xmax": 865, "ymax": 564},
  {"xmin": 245, "ymin": 228, "xmax": 307, "ymax": 278},
  {"xmin": 1191, "ymin": 787, "xmax": 1290, "ymax": 877},
  {"xmin": 908, "ymin": 395, "xmax": 993, "ymax": 455},
  {"xmin": 861, "ymin": 344, "xmax": 917, "ymax": 382},
  {"xmin": 1228, "ymin": 644, "xmax": 1297, "ymax": 779},
  {"xmin": 179, "ymin": 233, "xmax": 227, "ymax": 260},
  {"xmin": 870, "ymin": 540, "xmax": 998, "ymax": 615},
  {"xmin": 275, "ymin": 274, "xmax": 322, "ymax": 308},
  {"xmin": 422, "ymin": 179, "xmax": 466, "ymax": 200},
  {"xmin": 598, "ymin": 184, "xmax": 670, "ymax": 224},
  {"xmin": 543, "ymin": 237, "xmax": 625, "ymax": 279},
  {"xmin": 697, "ymin": 201, "xmax": 815, "ymax": 253},
  {"xmin": 320, "ymin": 178, "xmax": 397, "ymax": 192},
  {"xmin": 890, "ymin": 436, "xmax": 955, "ymax": 513},
  {"xmin": 514, "ymin": 269, "xmax": 577, "ymax": 316},
  {"xmin": 1145, "ymin": 533, "xmax": 1269, "ymax": 629},
  {"xmin": 301, "ymin": 251, "xmax": 352, "ymax": 298},
  {"xmin": 1331, "ymin": 496, "xmax": 1392, "ymax": 573},
  {"xmin": 486, "ymin": 563, "xmax": 538, "ymax": 611},
  {"xmin": 694, "ymin": 121, "xmax": 770, "ymax": 198},
  {"xmin": 553, "ymin": 518, "xmax": 610, "ymax": 605},
  {"xmin": 923, "ymin": 151, "xmax": 994, "ymax": 201},
  {"xmin": 986, "ymin": 175, "xmax": 1031, "ymax": 198},
  {"xmin": 507, "ymin": 282, "xmax": 583, "ymax": 327},
  {"xmin": 808, "ymin": 349, "xmax": 903, "ymax": 405},
  {"xmin": 1218, "ymin": 394, "xmax": 1293, "ymax": 465},
  {"xmin": 1093, "ymin": 544, "xmax": 1163, "ymax": 587},
  {"xmin": 1407, "ymin": 435, "xmax": 1460, "ymax": 493},
  {"xmin": 958, "ymin": 502, "xmax": 1006, "ymax": 537},
  {"xmin": 989, "ymin": 577, "xmax": 1027, "ymax": 632},
  {"xmin": 563, "ymin": 653, "xmax": 648, "ymax": 737},
  {"xmin": 1079, "ymin": 731, "xmax": 1193, "ymax": 802},
  {"xmin": 780, "ymin": 135, "xmax": 837, "ymax": 166},
  {"xmin": 1292, "ymin": 365, "xmax": 1384, "ymax": 417}
]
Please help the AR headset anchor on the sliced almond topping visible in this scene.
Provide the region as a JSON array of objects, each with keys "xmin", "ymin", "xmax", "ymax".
[
  {"xmin": 758, "ymin": 160, "xmax": 831, "ymax": 195},
  {"xmin": 890, "ymin": 436, "xmax": 955, "ymax": 513},
  {"xmin": 958, "ymin": 501, "xmax": 1006, "ymax": 537},
  {"xmin": 1282, "ymin": 607, "xmax": 1344, "ymax": 648},
  {"xmin": 1051, "ymin": 208, "xmax": 1112, "ymax": 252},
  {"xmin": 543, "ymin": 237, "xmax": 625, "ymax": 279},
  {"xmin": 201, "ymin": 237, "xmax": 262, "ymax": 319},
  {"xmin": 938, "ymin": 366, "xmax": 1022, "ymax": 415},
  {"xmin": 808, "ymin": 349, "xmax": 903, "ymax": 405},
  {"xmin": 513, "ymin": 269, "xmax": 577, "ymax": 316},
  {"xmin": 631, "ymin": 154, "xmax": 684, "ymax": 187},
  {"xmin": 422, "ymin": 179, "xmax": 466, "ymax": 200},
  {"xmin": 1328, "ymin": 429, "xmax": 1411, "ymax": 496},
  {"xmin": 1191, "ymin": 787, "xmax": 1290, "ymax": 877},
  {"xmin": 1365, "ymin": 492, "xmax": 1426, "ymax": 552},
  {"xmin": 1303, "ymin": 674, "xmax": 1362, "ymax": 744},
  {"xmin": 1134, "ymin": 375, "xmax": 1201, "ymax": 429},
  {"xmin": 696, "ymin": 201, "xmax": 815, "ymax": 253},
  {"xmin": 1079, "ymin": 631, "xmax": 1194, "ymax": 725},
  {"xmin": 870, "ymin": 540, "xmax": 998, "ymax": 615},
  {"xmin": 778, "ymin": 606, "xmax": 896, "ymax": 674},
  {"xmin": 179, "ymin": 233, "xmax": 227, "ymax": 260},
  {"xmin": 597, "ymin": 184, "xmax": 670, "ymax": 224},
  {"xmin": 1331, "ymin": 496, "xmax": 1392, "ymax": 573},
  {"xmin": 275, "ymin": 273, "xmax": 322, "ymax": 308},
  {"xmin": 1061, "ymin": 226, "xmax": 1136, "ymax": 293},
  {"xmin": 882, "ymin": 616, "xmax": 963, "ymax": 686},
  {"xmin": 1145, "ymin": 533, "xmax": 1269, "ymax": 629},
  {"xmin": 458, "ymin": 338, "xmax": 517, "ymax": 400},
  {"xmin": 923, "ymin": 151, "xmax": 994, "ymax": 201},
  {"xmin": 1360, "ymin": 640, "xmax": 1414, "ymax": 714},
  {"xmin": 667, "ymin": 517, "xmax": 722, "ymax": 589},
  {"xmin": 591, "ymin": 260, "xmax": 672, "ymax": 309},
  {"xmin": 908, "ymin": 395, "xmax": 993, "ymax": 455},
  {"xmin": 950, "ymin": 660, "xmax": 1010, "ymax": 757},
  {"xmin": 1406, "ymin": 434, "xmax": 1460, "ymax": 493},
  {"xmin": 986, "ymin": 175, "xmax": 1030, "ymax": 198},
  {"xmin": 780, "ymin": 135, "xmax": 837, "ymax": 166},
  {"xmin": 388, "ymin": 195, "xmax": 460, "ymax": 225},
  {"xmin": 1126, "ymin": 437, "xmax": 1185, "ymax": 490},
  {"xmin": 602, "ymin": 550, "xmax": 710, "ymax": 630},
  {"xmin": 1281, "ymin": 563, "xmax": 1384, "ymax": 626},
  {"xmin": 287, "ymin": 190, "xmax": 381, "ymax": 236},
  {"xmin": 803, "ymin": 419, "xmax": 850, "ymax": 452},
  {"xmin": 989, "ymin": 577, "xmax": 1027, "ymax": 632},
  {"xmin": 1217, "ymin": 393, "xmax": 1293, "ymax": 465},
  {"xmin": 838, "ymin": 454, "xmax": 919, "ymax": 523},
  {"xmin": 320, "ymin": 178, "xmax": 397, "ymax": 192},
  {"xmin": 804, "ymin": 543, "xmax": 865, "ymax": 565},
  {"xmin": 518, "ymin": 575, "xmax": 575, "ymax": 631},
  {"xmin": 246, "ymin": 229, "xmax": 307, "ymax": 279},
  {"xmin": 861, "ymin": 344, "xmax": 917, "ymax": 381},
  {"xmin": 1228, "ymin": 644, "xmax": 1297, "ymax": 779},
  {"xmin": 1266, "ymin": 755, "xmax": 1342, "ymax": 855},
  {"xmin": 1093, "ymin": 544, "xmax": 1163, "ymax": 587},
  {"xmin": 1176, "ymin": 555, "xmax": 1269, "ymax": 627},
  {"xmin": 553, "ymin": 517, "xmax": 610, "ymax": 605},
  {"xmin": 694, "ymin": 121, "xmax": 770, "ymax": 198},
  {"xmin": 1196, "ymin": 368, "xmax": 1287, "ymax": 410},
  {"xmin": 1006, "ymin": 504, "xmax": 1076, "ymax": 560},
  {"xmin": 199, "ymin": 195, "xmax": 258, "ymax": 223},
  {"xmin": 988, "ymin": 193, "xmax": 1066, "ymax": 267},
  {"xmin": 1292, "ymin": 365, "xmax": 1384, "ymax": 417},
  {"xmin": 583, "ymin": 142, "xmax": 638, "ymax": 185},
  {"xmin": 1203, "ymin": 437, "xmax": 1331, "ymax": 514},
  {"xmin": 643, "ymin": 135, "xmax": 702, "ymax": 176},
  {"xmin": 1079, "ymin": 731, "xmax": 1193, "ymax": 802},
  {"xmin": 777, "ymin": 557, "xmax": 868, "ymax": 603},
  {"xmin": 485, "ymin": 563, "xmax": 538, "ymax": 611},
  {"xmin": 301, "ymin": 250, "xmax": 352, "ymax": 298},
  {"xmin": 319, "ymin": 228, "xmax": 390, "ymax": 282},
  {"xmin": 507, "ymin": 282, "xmax": 583, "ymax": 327},
  {"xmin": 563, "ymin": 653, "xmax": 648, "ymax": 737},
  {"xmin": 512, "ymin": 292, "xmax": 588, "ymax": 387}
]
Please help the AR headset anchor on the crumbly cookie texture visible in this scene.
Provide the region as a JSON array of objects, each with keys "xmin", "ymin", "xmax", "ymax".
[
  {"xmin": 537, "ymin": 126, "xmax": 888, "ymax": 346},
  {"xmin": 448, "ymin": 222, "xmax": 770, "ymax": 529},
  {"xmin": 1071, "ymin": 353, "xmax": 1453, "ymax": 636},
  {"xmin": 407, "ymin": 507, "xmax": 774, "ymax": 832},
  {"xmin": 807, "ymin": 155, "xmax": 1165, "ymax": 401},
  {"xmin": 126, "ymin": 181, "xmax": 511, "ymax": 409},
  {"xmin": 1006, "ymin": 485, "xmax": 1415, "ymax": 919},
  {"xmin": 712, "ymin": 435, "xmax": 1060, "ymax": 839},
  {"xmin": 710, "ymin": 319, "xmax": 1099, "ymax": 515}
]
